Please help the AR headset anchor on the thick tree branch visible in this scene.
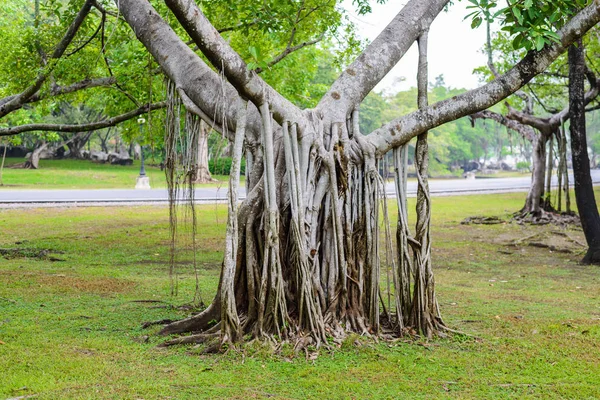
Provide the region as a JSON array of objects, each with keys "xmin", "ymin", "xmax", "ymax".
[
  {"xmin": 164, "ymin": 0, "xmax": 303, "ymax": 125},
  {"xmin": 586, "ymin": 103, "xmax": 600, "ymax": 112},
  {"xmin": 366, "ymin": 1, "xmax": 600, "ymax": 156},
  {"xmin": 115, "ymin": 0, "xmax": 263, "ymax": 142},
  {"xmin": 506, "ymin": 68, "xmax": 600, "ymax": 129},
  {"xmin": 317, "ymin": 0, "xmax": 449, "ymax": 118},
  {"xmin": 0, "ymin": 102, "xmax": 165, "ymax": 137},
  {"xmin": 32, "ymin": 77, "xmax": 116, "ymax": 105},
  {"xmin": 506, "ymin": 105, "xmax": 553, "ymax": 134},
  {"xmin": 0, "ymin": 0, "xmax": 95, "ymax": 119},
  {"xmin": 471, "ymin": 110, "xmax": 537, "ymax": 142},
  {"xmin": 485, "ymin": 20, "xmax": 532, "ymax": 111}
]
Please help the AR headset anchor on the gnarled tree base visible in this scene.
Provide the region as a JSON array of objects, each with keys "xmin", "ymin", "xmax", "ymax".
[{"xmin": 581, "ymin": 247, "xmax": 600, "ymax": 265}]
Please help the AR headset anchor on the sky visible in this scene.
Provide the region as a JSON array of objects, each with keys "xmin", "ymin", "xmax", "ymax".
[{"xmin": 344, "ymin": 1, "xmax": 490, "ymax": 93}]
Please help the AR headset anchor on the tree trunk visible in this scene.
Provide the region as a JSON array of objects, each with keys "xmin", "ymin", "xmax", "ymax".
[
  {"xmin": 65, "ymin": 132, "xmax": 92, "ymax": 158},
  {"xmin": 0, "ymin": 144, "xmax": 7, "ymax": 185},
  {"xmin": 25, "ymin": 141, "xmax": 49, "ymax": 169},
  {"xmin": 543, "ymin": 133, "xmax": 554, "ymax": 209},
  {"xmin": 194, "ymin": 120, "xmax": 213, "ymax": 183},
  {"xmin": 523, "ymin": 134, "xmax": 546, "ymax": 215},
  {"xmin": 569, "ymin": 40, "xmax": 600, "ymax": 264},
  {"xmin": 98, "ymin": 128, "xmax": 112, "ymax": 153}
]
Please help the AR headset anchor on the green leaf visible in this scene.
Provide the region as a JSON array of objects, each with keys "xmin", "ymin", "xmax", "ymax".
[
  {"xmin": 471, "ymin": 16, "xmax": 483, "ymax": 29},
  {"xmin": 248, "ymin": 46, "xmax": 259, "ymax": 60},
  {"xmin": 513, "ymin": 7, "xmax": 523, "ymax": 24},
  {"xmin": 535, "ymin": 35, "xmax": 545, "ymax": 51},
  {"xmin": 512, "ymin": 34, "xmax": 523, "ymax": 50}
]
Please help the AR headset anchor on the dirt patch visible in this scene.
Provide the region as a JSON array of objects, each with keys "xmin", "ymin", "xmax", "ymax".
[
  {"xmin": 134, "ymin": 259, "xmax": 222, "ymax": 270},
  {"xmin": 38, "ymin": 275, "xmax": 135, "ymax": 294}
]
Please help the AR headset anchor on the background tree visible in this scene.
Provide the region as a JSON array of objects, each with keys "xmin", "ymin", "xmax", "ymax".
[
  {"xmin": 569, "ymin": 38, "xmax": 600, "ymax": 264},
  {"xmin": 470, "ymin": 11, "xmax": 600, "ymax": 217}
]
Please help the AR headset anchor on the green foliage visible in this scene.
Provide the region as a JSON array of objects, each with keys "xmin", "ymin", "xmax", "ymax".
[
  {"xmin": 209, "ymin": 157, "xmax": 246, "ymax": 176},
  {"xmin": 0, "ymin": 0, "xmax": 363, "ymax": 146},
  {"xmin": 516, "ymin": 160, "xmax": 531, "ymax": 170},
  {"xmin": 465, "ymin": 0, "xmax": 590, "ymax": 51},
  {"xmin": 351, "ymin": 0, "xmax": 388, "ymax": 16}
]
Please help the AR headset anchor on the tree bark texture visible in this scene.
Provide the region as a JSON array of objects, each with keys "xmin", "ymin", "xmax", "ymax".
[
  {"xmin": 568, "ymin": 40, "xmax": 600, "ymax": 264},
  {"xmin": 194, "ymin": 120, "xmax": 213, "ymax": 183}
]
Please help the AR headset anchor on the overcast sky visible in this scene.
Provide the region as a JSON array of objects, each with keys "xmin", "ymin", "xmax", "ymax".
[{"xmin": 344, "ymin": 1, "xmax": 490, "ymax": 93}]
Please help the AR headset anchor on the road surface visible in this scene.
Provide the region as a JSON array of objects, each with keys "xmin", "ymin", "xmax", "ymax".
[{"xmin": 1, "ymin": 170, "xmax": 599, "ymax": 206}]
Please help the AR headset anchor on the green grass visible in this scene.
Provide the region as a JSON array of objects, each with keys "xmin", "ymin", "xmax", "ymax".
[
  {"xmin": 0, "ymin": 158, "xmax": 530, "ymax": 190},
  {"xmin": 0, "ymin": 158, "xmax": 235, "ymax": 189},
  {"xmin": 1, "ymin": 192, "xmax": 600, "ymax": 399}
]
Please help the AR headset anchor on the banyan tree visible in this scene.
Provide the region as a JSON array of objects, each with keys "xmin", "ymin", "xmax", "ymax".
[
  {"xmin": 5, "ymin": 0, "xmax": 595, "ymax": 345},
  {"xmin": 122, "ymin": 0, "xmax": 600, "ymax": 345}
]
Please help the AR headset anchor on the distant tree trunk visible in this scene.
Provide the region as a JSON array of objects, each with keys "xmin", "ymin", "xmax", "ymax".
[
  {"xmin": 543, "ymin": 133, "xmax": 554, "ymax": 209},
  {"xmin": 569, "ymin": 40, "xmax": 600, "ymax": 264},
  {"xmin": 25, "ymin": 141, "xmax": 49, "ymax": 169},
  {"xmin": 524, "ymin": 134, "xmax": 547, "ymax": 215},
  {"xmin": 64, "ymin": 132, "xmax": 93, "ymax": 158},
  {"xmin": 194, "ymin": 120, "xmax": 213, "ymax": 183},
  {"xmin": 0, "ymin": 144, "xmax": 7, "ymax": 185},
  {"xmin": 98, "ymin": 128, "xmax": 112, "ymax": 153}
]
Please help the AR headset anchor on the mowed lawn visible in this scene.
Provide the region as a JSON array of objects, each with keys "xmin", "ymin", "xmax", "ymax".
[
  {"xmin": 0, "ymin": 158, "xmax": 233, "ymax": 189},
  {"xmin": 1, "ymin": 192, "xmax": 600, "ymax": 399}
]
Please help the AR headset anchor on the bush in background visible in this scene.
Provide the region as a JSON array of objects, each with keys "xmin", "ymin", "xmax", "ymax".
[{"xmin": 209, "ymin": 157, "xmax": 246, "ymax": 176}]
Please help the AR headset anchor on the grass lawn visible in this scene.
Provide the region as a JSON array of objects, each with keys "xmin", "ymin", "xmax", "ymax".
[
  {"xmin": 1, "ymin": 193, "xmax": 600, "ymax": 399},
  {"xmin": 0, "ymin": 158, "xmax": 234, "ymax": 189},
  {"xmin": 0, "ymin": 158, "xmax": 532, "ymax": 190}
]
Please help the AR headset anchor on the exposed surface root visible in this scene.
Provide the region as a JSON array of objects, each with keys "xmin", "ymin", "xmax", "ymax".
[
  {"xmin": 0, "ymin": 248, "xmax": 64, "ymax": 261},
  {"xmin": 581, "ymin": 247, "xmax": 600, "ymax": 265},
  {"xmin": 158, "ymin": 302, "xmax": 219, "ymax": 336},
  {"xmin": 158, "ymin": 332, "xmax": 219, "ymax": 347},
  {"xmin": 512, "ymin": 210, "xmax": 580, "ymax": 227},
  {"xmin": 506, "ymin": 230, "xmax": 585, "ymax": 255},
  {"xmin": 141, "ymin": 319, "xmax": 176, "ymax": 329},
  {"xmin": 528, "ymin": 242, "xmax": 573, "ymax": 253},
  {"xmin": 461, "ymin": 216, "xmax": 505, "ymax": 225}
]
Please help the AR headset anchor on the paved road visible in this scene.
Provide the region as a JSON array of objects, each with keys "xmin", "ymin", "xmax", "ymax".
[{"xmin": 1, "ymin": 170, "xmax": 599, "ymax": 206}]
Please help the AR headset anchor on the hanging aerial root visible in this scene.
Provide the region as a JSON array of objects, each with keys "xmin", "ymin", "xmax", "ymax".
[
  {"xmin": 164, "ymin": 79, "xmax": 204, "ymax": 303},
  {"xmin": 220, "ymin": 99, "xmax": 247, "ymax": 343}
]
